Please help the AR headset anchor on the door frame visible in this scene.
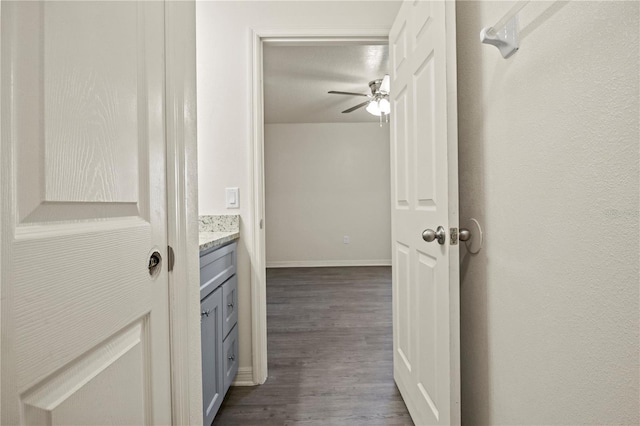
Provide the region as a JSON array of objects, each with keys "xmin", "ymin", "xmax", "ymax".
[
  {"xmin": 165, "ymin": 1, "xmax": 203, "ymax": 424},
  {"xmin": 0, "ymin": 1, "xmax": 202, "ymax": 423},
  {"xmin": 249, "ymin": 28, "xmax": 391, "ymax": 385}
]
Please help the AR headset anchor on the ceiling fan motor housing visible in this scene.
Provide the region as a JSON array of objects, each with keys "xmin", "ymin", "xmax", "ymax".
[{"xmin": 369, "ymin": 78, "xmax": 383, "ymax": 95}]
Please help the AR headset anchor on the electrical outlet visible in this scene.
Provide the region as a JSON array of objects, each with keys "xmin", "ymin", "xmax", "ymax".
[{"xmin": 343, "ymin": 236, "xmax": 350, "ymax": 244}]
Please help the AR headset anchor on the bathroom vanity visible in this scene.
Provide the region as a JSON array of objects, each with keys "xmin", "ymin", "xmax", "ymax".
[{"xmin": 199, "ymin": 216, "xmax": 240, "ymax": 425}]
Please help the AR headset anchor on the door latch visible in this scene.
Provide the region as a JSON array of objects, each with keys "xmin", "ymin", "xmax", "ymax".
[{"xmin": 450, "ymin": 228, "xmax": 458, "ymax": 245}]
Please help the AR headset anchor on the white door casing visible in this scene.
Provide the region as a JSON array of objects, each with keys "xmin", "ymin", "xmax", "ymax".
[
  {"xmin": 389, "ymin": 1, "xmax": 460, "ymax": 425},
  {"xmin": 1, "ymin": 2, "xmax": 173, "ymax": 424},
  {"xmin": 249, "ymin": 29, "xmax": 393, "ymax": 386}
]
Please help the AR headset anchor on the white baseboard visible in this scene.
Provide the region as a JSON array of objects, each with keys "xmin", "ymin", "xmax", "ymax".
[
  {"xmin": 266, "ymin": 259, "xmax": 392, "ymax": 268},
  {"xmin": 231, "ymin": 367, "xmax": 255, "ymax": 386}
]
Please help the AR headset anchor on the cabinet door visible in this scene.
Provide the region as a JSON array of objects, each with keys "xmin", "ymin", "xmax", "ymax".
[{"xmin": 201, "ymin": 288, "xmax": 224, "ymax": 425}]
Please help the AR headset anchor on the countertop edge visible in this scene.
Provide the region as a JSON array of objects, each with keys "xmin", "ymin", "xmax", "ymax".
[{"xmin": 199, "ymin": 231, "xmax": 240, "ymax": 253}]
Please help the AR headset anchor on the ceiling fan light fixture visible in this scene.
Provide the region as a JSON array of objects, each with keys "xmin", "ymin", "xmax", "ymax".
[
  {"xmin": 366, "ymin": 101, "xmax": 382, "ymax": 116},
  {"xmin": 328, "ymin": 75, "xmax": 391, "ymax": 120},
  {"xmin": 366, "ymin": 98, "xmax": 391, "ymax": 117},
  {"xmin": 379, "ymin": 98, "xmax": 391, "ymax": 115}
]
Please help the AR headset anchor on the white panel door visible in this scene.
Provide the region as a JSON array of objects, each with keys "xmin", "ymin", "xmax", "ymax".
[
  {"xmin": 389, "ymin": 1, "xmax": 460, "ymax": 425},
  {"xmin": 1, "ymin": 2, "xmax": 172, "ymax": 424}
]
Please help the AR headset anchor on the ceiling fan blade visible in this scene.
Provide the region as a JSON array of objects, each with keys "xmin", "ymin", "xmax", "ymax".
[
  {"xmin": 380, "ymin": 74, "xmax": 390, "ymax": 94},
  {"xmin": 328, "ymin": 91, "xmax": 371, "ymax": 97},
  {"xmin": 342, "ymin": 100, "xmax": 370, "ymax": 113}
]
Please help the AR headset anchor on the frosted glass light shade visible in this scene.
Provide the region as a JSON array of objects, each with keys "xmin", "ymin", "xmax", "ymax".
[
  {"xmin": 379, "ymin": 98, "xmax": 390, "ymax": 115},
  {"xmin": 366, "ymin": 101, "xmax": 381, "ymax": 116},
  {"xmin": 366, "ymin": 98, "xmax": 391, "ymax": 117}
]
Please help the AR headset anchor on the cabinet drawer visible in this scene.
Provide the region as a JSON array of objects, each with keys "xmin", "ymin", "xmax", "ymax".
[
  {"xmin": 222, "ymin": 275, "xmax": 238, "ymax": 338},
  {"xmin": 222, "ymin": 325, "xmax": 239, "ymax": 395},
  {"xmin": 200, "ymin": 242, "xmax": 236, "ymax": 300}
]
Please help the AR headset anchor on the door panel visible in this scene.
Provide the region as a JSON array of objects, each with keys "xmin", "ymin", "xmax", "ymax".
[
  {"xmin": 413, "ymin": 1, "xmax": 433, "ymax": 45},
  {"xmin": 414, "ymin": 52, "xmax": 437, "ymax": 209},
  {"xmin": 1, "ymin": 1, "xmax": 171, "ymax": 424},
  {"xmin": 390, "ymin": 1, "xmax": 460, "ymax": 425},
  {"xmin": 416, "ymin": 250, "xmax": 439, "ymax": 417},
  {"xmin": 395, "ymin": 242, "xmax": 412, "ymax": 371},
  {"xmin": 22, "ymin": 321, "xmax": 148, "ymax": 425},
  {"xmin": 393, "ymin": 86, "xmax": 410, "ymax": 208}
]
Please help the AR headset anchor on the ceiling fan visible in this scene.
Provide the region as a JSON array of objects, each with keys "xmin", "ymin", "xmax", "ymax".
[{"xmin": 328, "ymin": 75, "xmax": 391, "ymax": 122}]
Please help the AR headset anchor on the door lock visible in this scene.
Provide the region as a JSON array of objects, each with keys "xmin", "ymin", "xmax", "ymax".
[{"xmin": 148, "ymin": 251, "xmax": 162, "ymax": 276}]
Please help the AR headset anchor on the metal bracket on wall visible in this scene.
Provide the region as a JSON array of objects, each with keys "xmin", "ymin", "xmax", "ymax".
[{"xmin": 480, "ymin": 0, "xmax": 531, "ymax": 59}]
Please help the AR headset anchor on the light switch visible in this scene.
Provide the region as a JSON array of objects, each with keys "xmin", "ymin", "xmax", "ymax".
[{"xmin": 226, "ymin": 187, "xmax": 239, "ymax": 209}]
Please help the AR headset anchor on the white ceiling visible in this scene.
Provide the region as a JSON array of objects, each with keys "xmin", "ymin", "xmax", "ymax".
[{"xmin": 263, "ymin": 44, "xmax": 389, "ymax": 124}]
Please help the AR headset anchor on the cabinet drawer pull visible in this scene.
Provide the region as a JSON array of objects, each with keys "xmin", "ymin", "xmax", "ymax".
[
  {"xmin": 201, "ymin": 310, "xmax": 211, "ymax": 317},
  {"xmin": 227, "ymin": 302, "xmax": 234, "ymax": 309},
  {"xmin": 228, "ymin": 354, "xmax": 235, "ymax": 361}
]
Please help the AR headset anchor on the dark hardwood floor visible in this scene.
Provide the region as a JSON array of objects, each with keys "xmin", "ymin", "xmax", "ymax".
[{"xmin": 213, "ymin": 266, "xmax": 413, "ymax": 426}]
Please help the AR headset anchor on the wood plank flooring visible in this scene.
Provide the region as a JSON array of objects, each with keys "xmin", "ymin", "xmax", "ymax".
[{"xmin": 213, "ymin": 266, "xmax": 413, "ymax": 426}]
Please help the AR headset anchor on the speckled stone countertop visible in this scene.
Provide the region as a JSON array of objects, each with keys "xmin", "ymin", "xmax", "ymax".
[{"xmin": 199, "ymin": 215, "xmax": 239, "ymax": 252}]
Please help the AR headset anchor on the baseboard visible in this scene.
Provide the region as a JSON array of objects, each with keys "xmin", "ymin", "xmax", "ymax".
[
  {"xmin": 231, "ymin": 367, "xmax": 255, "ymax": 386},
  {"xmin": 266, "ymin": 259, "xmax": 392, "ymax": 268}
]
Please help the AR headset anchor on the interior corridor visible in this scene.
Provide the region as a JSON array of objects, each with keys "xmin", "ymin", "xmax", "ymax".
[{"xmin": 213, "ymin": 267, "xmax": 413, "ymax": 425}]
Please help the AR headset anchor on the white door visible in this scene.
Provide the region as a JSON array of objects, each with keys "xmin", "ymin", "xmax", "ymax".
[
  {"xmin": 389, "ymin": 1, "xmax": 460, "ymax": 425},
  {"xmin": 1, "ymin": 2, "xmax": 172, "ymax": 424}
]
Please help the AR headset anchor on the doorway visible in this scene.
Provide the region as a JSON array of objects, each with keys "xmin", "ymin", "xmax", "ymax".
[
  {"xmin": 248, "ymin": 29, "xmax": 394, "ymax": 385},
  {"xmin": 213, "ymin": 33, "xmax": 411, "ymax": 424}
]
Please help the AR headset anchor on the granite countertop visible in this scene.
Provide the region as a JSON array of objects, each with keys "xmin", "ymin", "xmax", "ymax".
[
  {"xmin": 199, "ymin": 214, "xmax": 240, "ymax": 252},
  {"xmin": 199, "ymin": 230, "xmax": 240, "ymax": 252}
]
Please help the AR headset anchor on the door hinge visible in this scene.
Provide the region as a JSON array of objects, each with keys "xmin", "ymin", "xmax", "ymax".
[
  {"xmin": 167, "ymin": 245, "xmax": 175, "ymax": 271},
  {"xmin": 450, "ymin": 228, "xmax": 458, "ymax": 245}
]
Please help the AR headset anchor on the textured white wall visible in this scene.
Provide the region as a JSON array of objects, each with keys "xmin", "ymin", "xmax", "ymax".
[
  {"xmin": 456, "ymin": 1, "xmax": 639, "ymax": 424},
  {"xmin": 265, "ymin": 123, "xmax": 391, "ymax": 266},
  {"xmin": 196, "ymin": 0, "xmax": 400, "ymax": 376}
]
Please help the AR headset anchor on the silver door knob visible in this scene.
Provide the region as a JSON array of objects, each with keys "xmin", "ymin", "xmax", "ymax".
[
  {"xmin": 422, "ymin": 226, "xmax": 446, "ymax": 245},
  {"xmin": 459, "ymin": 228, "xmax": 471, "ymax": 242}
]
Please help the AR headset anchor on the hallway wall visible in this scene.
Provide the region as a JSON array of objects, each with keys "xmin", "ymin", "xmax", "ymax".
[
  {"xmin": 456, "ymin": 1, "xmax": 639, "ymax": 424},
  {"xmin": 265, "ymin": 123, "xmax": 391, "ymax": 267}
]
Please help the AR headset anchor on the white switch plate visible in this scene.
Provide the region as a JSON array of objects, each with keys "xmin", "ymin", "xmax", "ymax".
[
  {"xmin": 226, "ymin": 187, "xmax": 239, "ymax": 209},
  {"xmin": 343, "ymin": 236, "xmax": 350, "ymax": 244}
]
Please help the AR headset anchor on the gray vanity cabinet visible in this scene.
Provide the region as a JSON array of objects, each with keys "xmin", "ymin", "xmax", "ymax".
[{"xmin": 200, "ymin": 241, "xmax": 238, "ymax": 425}]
